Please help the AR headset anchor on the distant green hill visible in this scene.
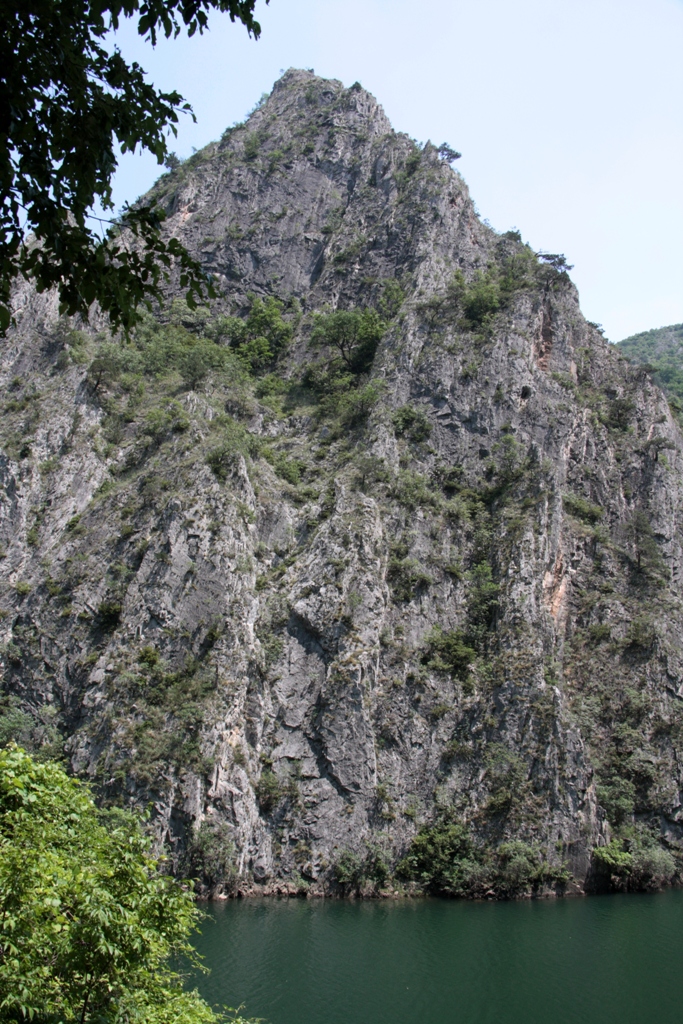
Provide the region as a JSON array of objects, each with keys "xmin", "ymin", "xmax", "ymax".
[{"xmin": 615, "ymin": 323, "xmax": 683, "ymax": 410}]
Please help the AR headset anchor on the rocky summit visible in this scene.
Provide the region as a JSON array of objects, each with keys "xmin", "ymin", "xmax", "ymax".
[{"xmin": 2, "ymin": 70, "xmax": 683, "ymax": 897}]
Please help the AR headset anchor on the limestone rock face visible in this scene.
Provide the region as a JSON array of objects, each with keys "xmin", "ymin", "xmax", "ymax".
[{"xmin": 2, "ymin": 70, "xmax": 682, "ymax": 894}]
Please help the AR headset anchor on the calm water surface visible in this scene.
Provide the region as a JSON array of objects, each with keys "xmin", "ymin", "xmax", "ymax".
[{"xmin": 192, "ymin": 890, "xmax": 683, "ymax": 1024}]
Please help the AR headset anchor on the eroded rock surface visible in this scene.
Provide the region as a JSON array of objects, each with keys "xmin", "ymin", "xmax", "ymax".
[{"xmin": 2, "ymin": 71, "xmax": 682, "ymax": 895}]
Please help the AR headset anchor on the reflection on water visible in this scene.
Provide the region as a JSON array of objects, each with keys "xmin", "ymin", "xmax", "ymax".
[{"xmin": 191, "ymin": 890, "xmax": 683, "ymax": 1024}]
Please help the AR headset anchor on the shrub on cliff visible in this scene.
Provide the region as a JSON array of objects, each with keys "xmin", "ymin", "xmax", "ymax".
[
  {"xmin": 311, "ymin": 308, "xmax": 385, "ymax": 376},
  {"xmin": 397, "ymin": 818, "xmax": 568, "ymax": 897},
  {"xmin": 216, "ymin": 295, "xmax": 296, "ymax": 373},
  {"xmin": 332, "ymin": 844, "xmax": 391, "ymax": 892},
  {"xmin": 592, "ymin": 830, "xmax": 677, "ymax": 892},
  {"xmin": 392, "ymin": 405, "xmax": 432, "ymax": 442},
  {"xmin": 422, "ymin": 626, "xmax": 475, "ymax": 682},
  {"xmin": 396, "ymin": 820, "xmax": 485, "ymax": 895},
  {"xmin": 182, "ymin": 819, "xmax": 239, "ymax": 896}
]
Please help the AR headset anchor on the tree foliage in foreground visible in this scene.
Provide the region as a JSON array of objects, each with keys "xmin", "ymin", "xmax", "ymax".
[
  {"xmin": 0, "ymin": 0, "xmax": 266, "ymax": 334},
  {"xmin": 0, "ymin": 744, "xmax": 251, "ymax": 1023}
]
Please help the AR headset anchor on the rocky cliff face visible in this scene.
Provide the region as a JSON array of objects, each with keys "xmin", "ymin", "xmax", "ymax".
[{"xmin": 2, "ymin": 70, "xmax": 683, "ymax": 896}]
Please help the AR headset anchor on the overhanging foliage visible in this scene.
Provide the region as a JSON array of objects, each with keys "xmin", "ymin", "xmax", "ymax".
[{"xmin": 0, "ymin": 1, "xmax": 266, "ymax": 333}]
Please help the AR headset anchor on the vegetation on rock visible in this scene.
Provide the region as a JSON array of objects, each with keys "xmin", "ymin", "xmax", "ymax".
[{"xmin": 616, "ymin": 322, "xmax": 683, "ymax": 417}]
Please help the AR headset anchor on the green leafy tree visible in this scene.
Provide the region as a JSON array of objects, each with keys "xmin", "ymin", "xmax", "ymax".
[
  {"xmin": 224, "ymin": 295, "xmax": 295, "ymax": 372},
  {"xmin": 88, "ymin": 344, "xmax": 123, "ymax": 392},
  {"xmin": 436, "ymin": 143, "xmax": 461, "ymax": 164},
  {"xmin": 397, "ymin": 819, "xmax": 483, "ymax": 894},
  {"xmin": 180, "ymin": 340, "xmax": 227, "ymax": 389},
  {"xmin": 392, "ymin": 405, "xmax": 431, "ymax": 442},
  {"xmin": 0, "ymin": 1, "xmax": 267, "ymax": 334},
  {"xmin": 182, "ymin": 819, "xmax": 238, "ymax": 895},
  {"xmin": 0, "ymin": 744, "xmax": 250, "ymax": 1023},
  {"xmin": 311, "ymin": 308, "xmax": 385, "ymax": 375},
  {"xmin": 592, "ymin": 839, "xmax": 634, "ymax": 877},
  {"xmin": 303, "ymin": 307, "xmax": 385, "ymax": 428},
  {"xmin": 465, "ymin": 561, "xmax": 500, "ymax": 646},
  {"xmin": 422, "ymin": 626, "xmax": 475, "ymax": 682},
  {"xmin": 630, "ymin": 509, "xmax": 662, "ymax": 573}
]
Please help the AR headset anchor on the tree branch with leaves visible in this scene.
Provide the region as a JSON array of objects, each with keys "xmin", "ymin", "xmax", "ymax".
[
  {"xmin": 0, "ymin": 744, "xmax": 257, "ymax": 1022},
  {"xmin": 0, "ymin": 0, "xmax": 268, "ymax": 333}
]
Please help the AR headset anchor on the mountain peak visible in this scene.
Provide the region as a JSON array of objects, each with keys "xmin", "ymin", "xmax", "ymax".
[{"xmin": 2, "ymin": 75, "xmax": 683, "ymax": 899}]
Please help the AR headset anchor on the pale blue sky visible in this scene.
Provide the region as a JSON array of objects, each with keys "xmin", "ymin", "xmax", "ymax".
[{"xmin": 108, "ymin": 0, "xmax": 683, "ymax": 341}]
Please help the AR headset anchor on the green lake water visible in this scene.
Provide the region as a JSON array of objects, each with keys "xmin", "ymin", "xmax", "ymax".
[{"xmin": 192, "ymin": 891, "xmax": 683, "ymax": 1024}]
